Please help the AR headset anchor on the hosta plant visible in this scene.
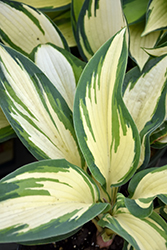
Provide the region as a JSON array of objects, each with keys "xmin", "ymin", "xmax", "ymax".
[
  {"xmin": 0, "ymin": 27, "xmax": 167, "ymax": 250},
  {"xmin": 0, "ymin": 0, "xmax": 167, "ymax": 250}
]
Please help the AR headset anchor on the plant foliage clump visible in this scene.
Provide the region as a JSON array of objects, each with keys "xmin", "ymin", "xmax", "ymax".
[{"xmin": 0, "ymin": 0, "xmax": 167, "ymax": 249}]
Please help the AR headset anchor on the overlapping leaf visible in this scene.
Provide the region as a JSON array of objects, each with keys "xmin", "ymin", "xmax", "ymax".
[
  {"xmin": 47, "ymin": 9, "xmax": 76, "ymax": 47},
  {"xmin": 144, "ymin": 44, "xmax": 167, "ymax": 57},
  {"xmin": 158, "ymin": 206, "xmax": 167, "ymax": 221},
  {"xmin": 122, "ymin": 0, "xmax": 149, "ymax": 25},
  {"xmin": 124, "ymin": 166, "xmax": 167, "ymax": 218},
  {"xmin": 33, "ymin": 43, "xmax": 85, "ymax": 111},
  {"xmin": 71, "ymin": 0, "xmax": 85, "ymax": 39},
  {"xmin": 7, "ymin": 0, "xmax": 71, "ymax": 11},
  {"xmin": 0, "ymin": 44, "xmax": 84, "ymax": 167},
  {"xmin": 129, "ymin": 20, "xmax": 160, "ymax": 70},
  {"xmin": 76, "ymin": 0, "xmax": 127, "ymax": 61},
  {"xmin": 20, "ymin": 228, "xmax": 80, "ymax": 246},
  {"xmin": 0, "ymin": 159, "xmax": 110, "ymax": 243},
  {"xmin": 0, "ymin": 0, "xmax": 68, "ymax": 57},
  {"xmin": 74, "ymin": 28, "xmax": 140, "ymax": 194},
  {"xmin": 123, "ymin": 56, "xmax": 167, "ymax": 169},
  {"xmin": 143, "ymin": 31, "xmax": 167, "ymax": 57},
  {"xmin": 98, "ymin": 205, "xmax": 167, "ymax": 250},
  {"xmin": 150, "ymin": 120, "xmax": 167, "ymax": 148},
  {"xmin": 142, "ymin": 0, "xmax": 167, "ymax": 36}
]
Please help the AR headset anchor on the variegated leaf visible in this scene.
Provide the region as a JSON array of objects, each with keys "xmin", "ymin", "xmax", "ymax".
[
  {"xmin": 123, "ymin": 241, "xmax": 135, "ymax": 250},
  {"xmin": 0, "ymin": 107, "xmax": 15, "ymax": 142},
  {"xmin": 0, "ymin": 159, "xmax": 110, "ymax": 243},
  {"xmin": 123, "ymin": 56, "xmax": 167, "ymax": 169},
  {"xmin": 0, "ymin": 0, "xmax": 69, "ymax": 57},
  {"xmin": 33, "ymin": 43, "xmax": 85, "ymax": 111},
  {"xmin": 125, "ymin": 166, "xmax": 167, "ymax": 218},
  {"xmin": 20, "ymin": 229, "xmax": 81, "ymax": 246},
  {"xmin": 143, "ymin": 31, "xmax": 167, "ymax": 57},
  {"xmin": 129, "ymin": 20, "xmax": 161, "ymax": 70},
  {"xmin": 0, "ymin": 44, "xmax": 84, "ymax": 167},
  {"xmin": 71, "ymin": 0, "xmax": 85, "ymax": 39},
  {"xmin": 74, "ymin": 28, "xmax": 140, "ymax": 194},
  {"xmin": 157, "ymin": 136, "xmax": 167, "ymax": 146},
  {"xmin": 122, "ymin": 0, "xmax": 148, "ymax": 25},
  {"xmin": 158, "ymin": 30, "xmax": 167, "ymax": 44},
  {"xmin": 76, "ymin": 0, "xmax": 127, "ymax": 61},
  {"xmin": 144, "ymin": 44, "xmax": 167, "ymax": 57},
  {"xmin": 11, "ymin": 0, "xmax": 71, "ymax": 11},
  {"xmin": 19, "ymin": 228, "xmax": 80, "ymax": 246},
  {"xmin": 150, "ymin": 120, "xmax": 167, "ymax": 148},
  {"xmin": 98, "ymin": 207, "xmax": 167, "ymax": 250},
  {"xmin": 142, "ymin": 0, "xmax": 167, "ymax": 36},
  {"xmin": 158, "ymin": 206, "xmax": 167, "ymax": 221}
]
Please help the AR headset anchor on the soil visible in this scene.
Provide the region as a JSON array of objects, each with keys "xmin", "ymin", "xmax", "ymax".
[{"xmin": 18, "ymin": 221, "xmax": 124, "ymax": 250}]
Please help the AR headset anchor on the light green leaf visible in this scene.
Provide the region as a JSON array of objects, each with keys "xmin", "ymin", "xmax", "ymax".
[
  {"xmin": 71, "ymin": 0, "xmax": 85, "ymax": 39},
  {"xmin": 8, "ymin": 0, "xmax": 71, "ymax": 11},
  {"xmin": 74, "ymin": 28, "xmax": 140, "ymax": 194},
  {"xmin": 125, "ymin": 166, "xmax": 167, "ymax": 218},
  {"xmin": 142, "ymin": 0, "xmax": 167, "ymax": 36},
  {"xmin": 0, "ymin": 159, "xmax": 110, "ymax": 243},
  {"xmin": 0, "ymin": 108, "xmax": 15, "ymax": 142},
  {"xmin": 33, "ymin": 43, "xmax": 85, "ymax": 111},
  {"xmin": 129, "ymin": 20, "xmax": 160, "ymax": 70},
  {"xmin": 76, "ymin": 0, "xmax": 127, "ymax": 61},
  {"xmin": 123, "ymin": 56, "xmax": 167, "ymax": 169},
  {"xmin": 49, "ymin": 9, "xmax": 77, "ymax": 47},
  {"xmin": 98, "ymin": 207, "xmax": 167, "ymax": 250},
  {"xmin": 122, "ymin": 0, "xmax": 149, "ymax": 25},
  {"xmin": 0, "ymin": 0, "xmax": 69, "ymax": 57},
  {"xmin": 0, "ymin": 44, "xmax": 84, "ymax": 167},
  {"xmin": 143, "ymin": 32, "xmax": 167, "ymax": 57},
  {"xmin": 144, "ymin": 44, "xmax": 167, "ymax": 57}
]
